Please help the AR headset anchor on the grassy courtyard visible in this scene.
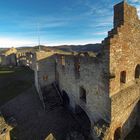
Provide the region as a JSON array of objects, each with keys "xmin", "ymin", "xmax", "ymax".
[{"xmin": 0, "ymin": 66, "xmax": 34, "ymax": 106}]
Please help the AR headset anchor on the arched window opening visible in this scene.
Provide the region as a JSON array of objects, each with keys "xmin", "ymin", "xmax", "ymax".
[
  {"xmin": 75, "ymin": 105, "xmax": 91, "ymax": 136},
  {"xmin": 62, "ymin": 90, "xmax": 70, "ymax": 106},
  {"xmin": 135, "ymin": 64, "xmax": 140, "ymax": 79},
  {"xmin": 79, "ymin": 87, "xmax": 86, "ymax": 103},
  {"xmin": 120, "ymin": 71, "xmax": 126, "ymax": 83}
]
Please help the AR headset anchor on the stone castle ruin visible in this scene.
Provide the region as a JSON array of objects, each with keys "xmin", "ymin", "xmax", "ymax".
[{"xmin": 33, "ymin": 1, "xmax": 140, "ymax": 140}]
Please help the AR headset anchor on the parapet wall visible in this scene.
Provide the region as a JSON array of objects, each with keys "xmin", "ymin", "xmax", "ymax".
[{"xmin": 111, "ymin": 82, "xmax": 140, "ymax": 121}]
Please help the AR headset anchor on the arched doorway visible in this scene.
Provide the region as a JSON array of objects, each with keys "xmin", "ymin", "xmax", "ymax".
[
  {"xmin": 135, "ymin": 64, "xmax": 140, "ymax": 79},
  {"xmin": 114, "ymin": 127, "xmax": 121, "ymax": 140},
  {"xmin": 75, "ymin": 105, "xmax": 91, "ymax": 132},
  {"xmin": 62, "ymin": 90, "xmax": 70, "ymax": 106}
]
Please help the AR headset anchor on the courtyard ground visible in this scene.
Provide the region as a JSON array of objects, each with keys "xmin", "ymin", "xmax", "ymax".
[
  {"xmin": 0, "ymin": 66, "xmax": 82, "ymax": 140},
  {"xmin": 0, "ymin": 66, "xmax": 34, "ymax": 106},
  {"xmin": 1, "ymin": 87, "xmax": 81, "ymax": 140},
  {"xmin": 0, "ymin": 66, "xmax": 139, "ymax": 140}
]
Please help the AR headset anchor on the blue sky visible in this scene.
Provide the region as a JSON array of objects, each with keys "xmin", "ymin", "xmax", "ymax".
[{"xmin": 0, "ymin": 0, "xmax": 139, "ymax": 47}]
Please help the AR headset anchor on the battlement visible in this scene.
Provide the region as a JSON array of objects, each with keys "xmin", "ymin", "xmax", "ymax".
[{"xmin": 114, "ymin": 1, "xmax": 139, "ymax": 28}]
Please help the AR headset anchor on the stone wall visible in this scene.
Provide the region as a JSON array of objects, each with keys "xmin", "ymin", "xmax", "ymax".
[
  {"xmin": 56, "ymin": 54, "xmax": 111, "ymax": 123},
  {"xmin": 104, "ymin": 101, "xmax": 139, "ymax": 140},
  {"xmin": 108, "ymin": 1, "xmax": 140, "ymax": 96},
  {"xmin": 0, "ymin": 115, "xmax": 12, "ymax": 140},
  {"xmin": 0, "ymin": 55, "xmax": 7, "ymax": 66},
  {"xmin": 4, "ymin": 47, "xmax": 17, "ymax": 56},
  {"xmin": 34, "ymin": 51, "xmax": 56, "ymax": 88},
  {"xmin": 102, "ymin": 1, "xmax": 140, "ymax": 139},
  {"xmin": 107, "ymin": 82, "xmax": 140, "ymax": 139},
  {"xmin": 0, "ymin": 54, "xmax": 17, "ymax": 66},
  {"xmin": 32, "ymin": 1, "xmax": 140, "ymax": 140}
]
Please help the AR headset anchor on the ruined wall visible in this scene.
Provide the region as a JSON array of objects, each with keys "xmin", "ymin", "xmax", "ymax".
[
  {"xmin": 0, "ymin": 54, "xmax": 17, "ymax": 66},
  {"xmin": 106, "ymin": 83, "xmax": 140, "ymax": 139},
  {"xmin": 56, "ymin": 54, "xmax": 110, "ymax": 123},
  {"xmin": 0, "ymin": 116, "xmax": 12, "ymax": 140},
  {"xmin": 109, "ymin": 1, "xmax": 140, "ymax": 96},
  {"xmin": 0, "ymin": 55, "xmax": 7, "ymax": 66},
  {"xmin": 4, "ymin": 47, "xmax": 17, "ymax": 56},
  {"xmin": 102, "ymin": 2, "xmax": 140, "ymax": 139},
  {"xmin": 34, "ymin": 51, "xmax": 56, "ymax": 88},
  {"xmin": 6, "ymin": 54, "xmax": 17, "ymax": 66}
]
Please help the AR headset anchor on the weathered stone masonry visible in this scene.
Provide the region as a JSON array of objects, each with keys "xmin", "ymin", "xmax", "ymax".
[
  {"xmin": 102, "ymin": 1, "xmax": 140, "ymax": 139},
  {"xmin": 34, "ymin": 1, "xmax": 140, "ymax": 140},
  {"xmin": 56, "ymin": 53, "xmax": 110, "ymax": 123}
]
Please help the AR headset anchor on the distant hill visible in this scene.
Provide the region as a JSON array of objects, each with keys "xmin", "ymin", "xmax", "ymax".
[
  {"xmin": 52, "ymin": 44, "xmax": 102, "ymax": 52},
  {"xmin": 0, "ymin": 43, "xmax": 103, "ymax": 54}
]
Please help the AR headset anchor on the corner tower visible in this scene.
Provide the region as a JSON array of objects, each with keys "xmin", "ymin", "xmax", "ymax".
[{"xmin": 114, "ymin": 1, "xmax": 139, "ymax": 28}]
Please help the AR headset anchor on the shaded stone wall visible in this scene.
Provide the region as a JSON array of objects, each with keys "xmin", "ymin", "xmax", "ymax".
[
  {"xmin": 34, "ymin": 51, "xmax": 56, "ymax": 88},
  {"xmin": 56, "ymin": 54, "xmax": 110, "ymax": 123},
  {"xmin": 0, "ymin": 54, "xmax": 17, "ymax": 66},
  {"xmin": 0, "ymin": 55, "xmax": 7, "ymax": 65}
]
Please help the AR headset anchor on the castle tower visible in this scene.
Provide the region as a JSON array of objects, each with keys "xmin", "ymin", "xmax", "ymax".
[{"xmin": 113, "ymin": 0, "xmax": 139, "ymax": 28}]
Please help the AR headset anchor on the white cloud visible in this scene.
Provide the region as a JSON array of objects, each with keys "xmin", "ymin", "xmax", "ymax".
[
  {"xmin": 91, "ymin": 31, "xmax": 107, "ymax": 36},
  {"xmin": 45, "ymin": 39, "xmax": 101, "ymax": 46},
  {"xmin": 0, "ymin": 37, "xmax": 102, "ymax": 48},
  {"xmin": 137, "ymin": 7, "xmax": 140, "ymax": 17},
  {"xmin": 130, "ymin": 0, "xmax": 140, "ymax": 2},
  {"xmin": 0, "ymin": 37, "xmax": 36, "ymax": 48}
]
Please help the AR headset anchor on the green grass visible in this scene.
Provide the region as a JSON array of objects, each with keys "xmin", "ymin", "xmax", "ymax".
[
  {"xmin": 0, "ymin": 71, "xmax": 14, "ymax": 74},
  {"xmin": 0, "ymin": 66, "xmax": 34, "ymax": 106}
]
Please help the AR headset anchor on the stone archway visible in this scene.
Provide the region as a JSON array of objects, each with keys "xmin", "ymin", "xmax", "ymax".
[
  {"xmin": 114, "ymin": 127, "xmax": 121, "ymax": 140},
  {"xmin": 62, "ymin": 90, "xmax": 70, "ymax": 106},
  {"xmin": 135, "ymin": 64, "xmax": 140, "ymax": 79},
  {"xmin": 75, "ymin": 105, "xmax": 91, "ymax": 131},
  {"xmin": 75, "ymin": 105, "xmax": 92, "ymax": 139}
]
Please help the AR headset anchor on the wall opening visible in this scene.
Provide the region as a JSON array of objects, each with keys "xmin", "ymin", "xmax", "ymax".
[
  {"xmin": 135, "ymin": 64, "xmax": 140, "ymax": 79},
  {"xmin": 43, "ymin": 75, "xmax": 48, "ymax": 81},
  {"xmin": 75, "ymin": 105, "xmax": 91, "ymax": 136},
  {"xmin": 79, "ymin": 87, "xmax": 86, "ymax": 103},
  {"xmin": 114, "ymin": 127, "xmax": 121, "ymax": 140},
  {"xmin": 62, "ymin": 90, "xmax": 70, "ymax": 106},
  {"xmin": 120, "ymin": 71, "xmax": 126, "ymax": 83}
]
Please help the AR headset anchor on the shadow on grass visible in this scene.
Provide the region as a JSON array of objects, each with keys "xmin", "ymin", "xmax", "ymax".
[{"xmin": 0, "ymin": 66, "xmax": 34, "ymax": 106}]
